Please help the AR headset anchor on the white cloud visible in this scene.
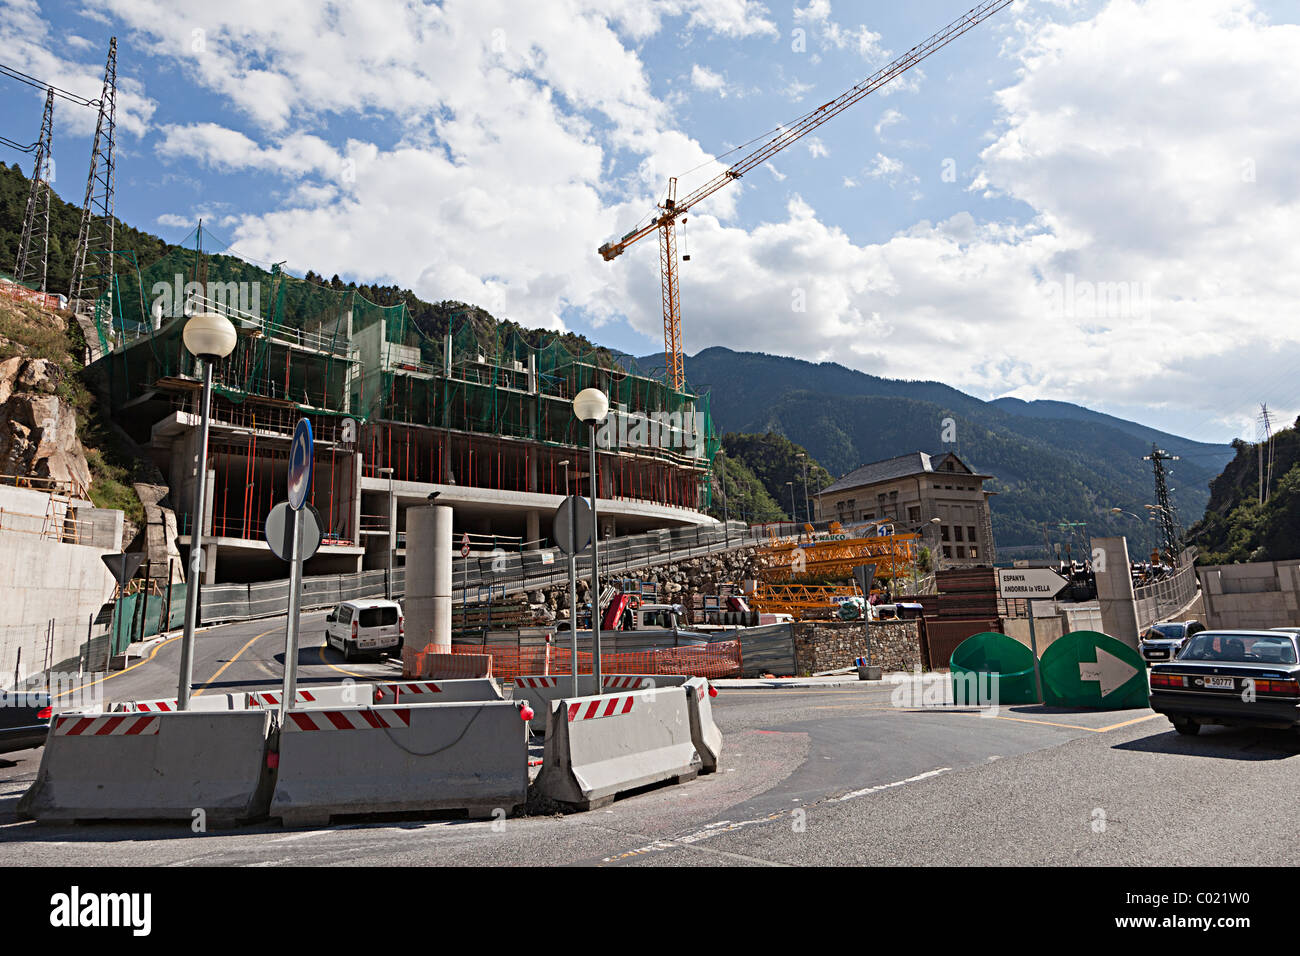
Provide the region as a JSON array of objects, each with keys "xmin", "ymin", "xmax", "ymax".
[
  {"xmin": 690, "ymin": 64, "xmax": 727, "ymax": 95},
  {"xmin": 874, "ymin": 108, "xmax": 904, "ymax": 136}
]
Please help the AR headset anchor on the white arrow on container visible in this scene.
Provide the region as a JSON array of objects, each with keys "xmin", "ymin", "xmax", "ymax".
[{"xmin": 1078, "ymin": 647, "xmax": 1137, "ymax": 697}]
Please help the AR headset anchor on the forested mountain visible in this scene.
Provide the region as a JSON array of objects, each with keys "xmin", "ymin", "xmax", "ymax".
[
  {"xmin": 1188, "ymin": 419, "xmax": 1300, "ymax": 564},
  {"xmin": 676, "ymin": 347, "xmax": 1235, "ymax": 556}
]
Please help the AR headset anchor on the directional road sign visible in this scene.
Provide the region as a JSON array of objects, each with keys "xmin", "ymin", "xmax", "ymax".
[
  {"xmin": 101, "ymin": 551, "xmax": 145, "ymax": 588},
  {"xmin": 266, "ymin": 502, "xmax": 324, "ymax": 562},
  {"xmin": 288, "ymin": 417, "xmax": 313, "ymax": 511},
  {"xmin": 553, "ymin": 495, "xmax": 593, "ymax": 555},
  {"xmin": 996, "ymin": 567, "xmax": 1068, "ymax": 599},
  {"xmin": 1039, "ymin": 630, "xmax": 1149, "ymax": 709}
]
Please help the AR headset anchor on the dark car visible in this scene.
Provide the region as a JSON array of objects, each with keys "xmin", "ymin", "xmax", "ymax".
[
  {"xmin": 0, "ymin": 690, "xmax": 52, "ymax": 754},
  {"xmin": 1139, "ymin": 620, "xmax": 1207, "ymax": 665},
  {"xmin": 1149, "ymin": 630, "xmax": 1300, "ymax": 736}
]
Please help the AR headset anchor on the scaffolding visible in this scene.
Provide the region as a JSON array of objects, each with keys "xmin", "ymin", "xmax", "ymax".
[{"xmin": 93, "ymin": 225, "xmax": 721, "ymax": 532}]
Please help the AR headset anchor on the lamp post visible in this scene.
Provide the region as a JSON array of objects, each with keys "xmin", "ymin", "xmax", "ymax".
[
  {"xmin": 380, "ymin": 467, "xmax": 395, "ymax": 599},
  {"xmin": 786, "ymin": 481, "xmax": 796, "ymax": 525},
  {"xmin": 573, "ymin": 388, "xmax": 609, "ymax": 684},
  {"xmin": 796, "ymin": 452, "xmax": 811, "ymax": 525},
  {"xmin": 177, "ymin": 312, "xmax": 237, "ymax": 710},
  {"xmin": 558, "ymin": 459, "xmax": 570, "ymax": 498}
]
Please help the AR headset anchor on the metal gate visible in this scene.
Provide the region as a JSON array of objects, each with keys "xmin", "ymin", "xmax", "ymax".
[{"xmin": 921, "ymin": 618, "xmax": 1001, "ymax": 670}]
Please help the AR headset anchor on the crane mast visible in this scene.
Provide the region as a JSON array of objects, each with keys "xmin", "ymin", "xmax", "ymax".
[{"xmin": 600, "ymin": 0, "xmax": 1015, "ymax": 391}]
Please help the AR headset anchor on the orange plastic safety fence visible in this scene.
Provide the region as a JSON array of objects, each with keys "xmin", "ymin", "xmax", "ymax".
[{"xmin": 447, "ymin": 641, "xmax": 742, "ymax": 682}]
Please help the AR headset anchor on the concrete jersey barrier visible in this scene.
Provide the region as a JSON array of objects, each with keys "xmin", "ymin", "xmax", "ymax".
[
  {"xmin": 246, "ymin": 684, "xmax": 370, "ymax": 709},
  {"xmin": 270, "ymin": 700, "xmax": 528, "ymax": 827},
  {"xmin": 110, "ymin": 693, "xmax": 247, "ymax": 713},
  {"xmin": 372, "ymin": 678, "xmax": 503, "ymax": 705},
  {"xmin": 514, "ymin": 674, "xmax": 690, "ymax": 734},
  {"xmin": 682, "ymin": 677, "xmax": 723, "ymax": 773},
  {"xmin": 18, "ymin": 710, "xmax": 274, "ymax": 826},
  {"xmin": 535, "ymin": 685, "xmax": 702, "ymax": 810}
]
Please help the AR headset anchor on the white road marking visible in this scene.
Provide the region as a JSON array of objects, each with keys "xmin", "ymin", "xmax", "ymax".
[{"xmin": 836, "ymin": 767, "xmax": 950, "ymax": 802}]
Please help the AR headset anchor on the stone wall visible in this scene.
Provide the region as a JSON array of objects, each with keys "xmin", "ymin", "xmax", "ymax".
[
  {"xmin": 527, "ymin": 545, "xmax": 760, "ymax": 623},
  {"xmin": 792, "ymin": 620, "xmax": 923, "ymax": 675}
]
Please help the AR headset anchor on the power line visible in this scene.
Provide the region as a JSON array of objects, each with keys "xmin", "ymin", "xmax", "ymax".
[
  {"xmin": 0, "ymin": 134, "xmax": 37, "ymax": 153},
  {"xmin": 0, "ymin": 62, "xmax": 100, "ymax": 107}
]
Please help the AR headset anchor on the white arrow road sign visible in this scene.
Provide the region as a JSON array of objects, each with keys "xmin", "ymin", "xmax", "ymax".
[
  {"xmin": 997, "ymin": 568, "xmax": 1068, "ymax": 598},
  {"xmin": 1079, "ymin": 646, "xmax": 1138, "ymax": 697}
]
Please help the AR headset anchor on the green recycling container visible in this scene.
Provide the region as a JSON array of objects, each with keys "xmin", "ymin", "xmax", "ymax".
[{"xmin": 949, "ymin": 631, "xmax": 1039, "ymax": 705}]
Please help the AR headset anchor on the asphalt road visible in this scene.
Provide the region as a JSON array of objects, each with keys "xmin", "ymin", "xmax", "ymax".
[{"xmin": 0, "ymin": 615, "xmax": 1297, "ymax": 866}]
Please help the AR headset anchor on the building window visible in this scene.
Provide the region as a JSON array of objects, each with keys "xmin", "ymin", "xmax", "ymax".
[
  {"xmin": 940, "ymin": 525, "xmax": 950, "ymax": 542},
  {"xmin": 970, "ymin": 547, "xmax": 978, "ymax": 559},
  {"xmin": 908, "ymin": 506, "xmax": 920, "ymax": 523},
  {"xmin": 943, "ymin": 546, "xmax": 952, "ymax": 558},
  {"xmin": 954, "ymin": 526, "xmax": 963, "ymax": 542},
  {"xmin": 968, "ymin": 525, "xmax": 977, "ymax": 543},
  {"xmin": 956, "ymin": 546, "xmax": 966, "ymax": 559}
]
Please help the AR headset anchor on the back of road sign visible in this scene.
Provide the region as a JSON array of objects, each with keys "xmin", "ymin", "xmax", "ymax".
[
  {"xmin": 1039, "ymin": 630, "xmax": 1149, "ymax": 709},
  {"xmin": 554, "ymin": 495, "xmax": 593, "ymax": 555}
]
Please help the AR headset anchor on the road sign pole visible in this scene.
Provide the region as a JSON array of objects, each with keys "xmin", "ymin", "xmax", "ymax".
[
  {"xmin": 177, "ymin": 358, "xmax": 213, "ymax": 710},
  {"xmin": 280, "ymin": 506, "xmax": 303, "ymax": 722},
  {"xmin": 1027, "ymin": 601, "xmax": 1043, "ymax": 704},
  {"xmin": 569, "ymin": 499, "xmax": 579, "ymax": 697},
  {"xmin": 590, "ymin": 430, "xmax": 601, "ymax": 687}
]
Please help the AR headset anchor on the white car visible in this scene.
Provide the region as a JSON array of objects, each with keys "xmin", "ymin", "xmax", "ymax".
[{"xmin": 324, "ymin": 599, "xmax": 404, "ymax": 662}]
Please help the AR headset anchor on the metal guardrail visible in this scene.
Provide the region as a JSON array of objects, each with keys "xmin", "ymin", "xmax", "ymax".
[{"xmin": 1133, "ymin": 548, "xmax": 1199, "ymax": 629}]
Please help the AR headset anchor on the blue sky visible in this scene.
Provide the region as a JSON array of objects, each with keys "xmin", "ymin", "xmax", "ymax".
[{"xmin": 2, "ymin": 0, "xmax": 1299, "ymax": 446}]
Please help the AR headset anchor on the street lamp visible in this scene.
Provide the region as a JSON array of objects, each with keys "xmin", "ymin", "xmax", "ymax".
[
  {"xmin": 558, "ymin": 459, "xmax": 570, "ymax": 498},
  {"xmin": 796, "ymin": 452, "xmax": 811, "ymax": 525},
  {"xmin": 785, "ymin": 481, "xmax": 796, "ymax": 525},
  {"xmin": 573, "ymin": 387, "xmax": 608, "ymax": 684},
  {"xmin": 380, "ymin": 467, "xmax": 395, "ymax": 599},
  {"xmin": 177, "ymin": 312, "xmax": 237, "ymax": 710}
]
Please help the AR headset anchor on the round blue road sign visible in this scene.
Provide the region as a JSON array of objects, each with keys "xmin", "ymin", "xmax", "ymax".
[{"xmin": 288, "ymin": 418, "xmax": 313, "ymax": 511}]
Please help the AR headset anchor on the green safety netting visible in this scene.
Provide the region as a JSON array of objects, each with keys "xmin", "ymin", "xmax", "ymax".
[{"xmin": 94, "ymin": 225, "xmax": 720, "ymax": 505}]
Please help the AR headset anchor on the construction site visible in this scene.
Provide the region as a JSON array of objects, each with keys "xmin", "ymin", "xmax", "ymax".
[{"xmin": 77, "ymin": 233, "xmax": 721, "ymax": 583}]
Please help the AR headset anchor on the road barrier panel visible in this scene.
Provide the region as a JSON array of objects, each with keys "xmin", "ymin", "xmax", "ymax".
[
  {"xmin": 269, "ymin": 700, "xmax": 528, "ymax": 827},
  {"xmin": 246, "ymin": 684, "xmax": 369, "ymax": 710},
  {"xmin": 18, "ymin": 710, "xmax": 274, "ymax": 826},
  {"xmin": 682, "ymin": 677, "xmax": 723, "ymax": 773},
  {"xmin": 403, "ymin": 648, "xmax": 493, "ymax": 680},
  {"xmin": 514, "ymin": 674, "xmax": 690, "ymax": 734},
  {"xmin": 110, "ymin": 693, "xmax": 247, "ymax": 713},
  {"xmin": 372, "ymin": 678, "xmax": 503, "ymax": 705},
  {"xmin": 535, "ymin": 685, "xmax": 702, "ymax": 810}
]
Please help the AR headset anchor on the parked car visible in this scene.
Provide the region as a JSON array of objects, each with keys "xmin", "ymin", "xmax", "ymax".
[
  {"xmin": 1139, "ymin": 620, "xmax": 1206, "ymax": 665},
  {"xmin": 324, "ymin": 599, "xmax": 404, "ymax": 662},
  {"xmin": 1149, "ymin": 630, "xmax": 1300, "ymax": 735},
  {"xmin": 0, "ymin": 689, "xmax": 52, "ymax": 754}
]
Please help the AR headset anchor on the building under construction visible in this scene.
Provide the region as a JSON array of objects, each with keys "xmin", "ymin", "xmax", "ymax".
[{"xmin": 88, "ymin": 231, "xmax": 721, "ymax": 583}]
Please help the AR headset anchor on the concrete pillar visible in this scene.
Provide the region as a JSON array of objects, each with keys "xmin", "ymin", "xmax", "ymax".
[
  {"xmin": 1094, "ymin": 536, "xmax": 1140, "ymax": 649},
  {"xmin": 525, "ymin": 509, "xmax": 539, "ymax": 549},
  {"xmin": 203, "ymin": 543, "xmax": 218, "ymax": 585},
  {"xmin": 407, "ymin": 505, "xmax": 452, "ymax": 652}
]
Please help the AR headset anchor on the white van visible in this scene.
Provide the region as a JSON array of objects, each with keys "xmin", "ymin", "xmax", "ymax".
[{"xmin": 324, "ymin": 599, "xmax": 404, "ymax": 662}]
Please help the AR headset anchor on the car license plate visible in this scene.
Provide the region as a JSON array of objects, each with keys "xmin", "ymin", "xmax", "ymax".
[
  {"xmin": 1148, "ymin": 650, "xmax": 1167, "ymax": 658},
  {"xmin": 1203, "ymin": 677, "xmax": 1234, "ymax": 689}
]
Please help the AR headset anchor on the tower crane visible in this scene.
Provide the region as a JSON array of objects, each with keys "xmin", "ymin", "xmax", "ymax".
[{"xmin": 599, "ymin": 0, "xmax": 1014, "ymax": 391}]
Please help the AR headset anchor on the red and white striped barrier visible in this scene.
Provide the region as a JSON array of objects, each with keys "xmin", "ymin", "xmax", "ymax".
[
  {"xmin": 54, "ymin": 714, "xmax": 160, "ymax": 736},
  {"xmin": 269, "ymin": 702, "xmax": 528, "ymax": 827},
  {"xmin": 20, "ymin": 710, "xmax": 275, "ymax": 826},
  {"xmin": 683, "ymin": 677, "xmax": 722, "ymax": 773},
  {"xmin": 536, "ymin": 685, "xmax": 703, "ymax": 810},
  {"xmin": 601, "ymin": 676, "xmax": 652, "ymax": 690},
  {"xmin": 515, "ymin": 676, "xmax": 559, "ymax": 690},
  {"xmin": 285, "ymin": 708, "xmax": 412, "ymax": 732},
  {"xmin": 246, "ymin": 684, "xmax": 366, "ymax": 709},
  {"xmin": 566, "ymin": 696, "xmax": 636, "ymax": 722},
  {"xmin": 373, "ymin": 678, "xmax": 502, "ymax": 705},
  {"xmin": 111, "ymin": 693, "xmax": 245, "ymax": 713}
]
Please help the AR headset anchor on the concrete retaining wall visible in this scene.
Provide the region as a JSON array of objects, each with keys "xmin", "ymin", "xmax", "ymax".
[{"xmin": 1198, "ymin": 560, "xmax": 1300, "ymax": 630}]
